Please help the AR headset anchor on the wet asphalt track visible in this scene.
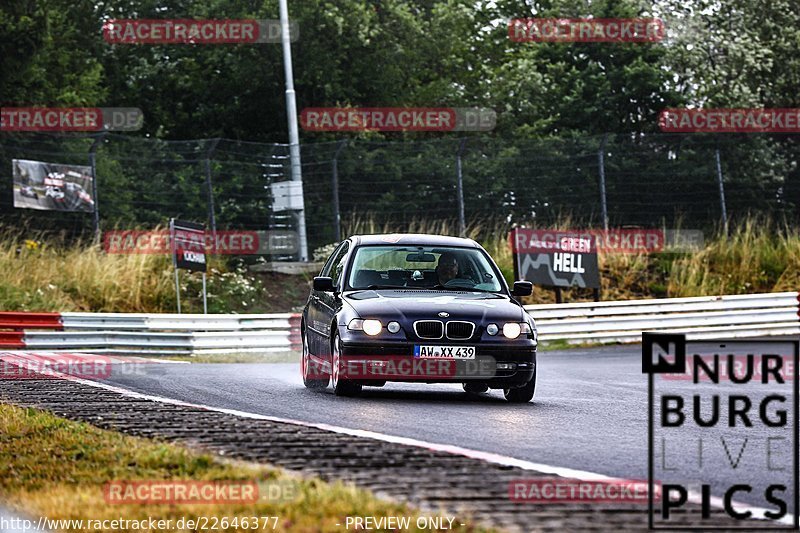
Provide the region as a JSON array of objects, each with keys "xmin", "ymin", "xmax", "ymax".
[{"xmin": 93, "ymin": 342, "xmax": 796, "ymax": 517}]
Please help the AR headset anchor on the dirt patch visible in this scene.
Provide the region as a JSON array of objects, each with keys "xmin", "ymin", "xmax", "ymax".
[{"xmin": 251, "ymin": 271, "xmax": 313, "ymax": 313}]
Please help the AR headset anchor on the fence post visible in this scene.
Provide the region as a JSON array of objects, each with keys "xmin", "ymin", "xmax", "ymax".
[
  {"xmin": 598, "ymin": 134, "xmax": 609, "ymax": 230},
  {"xmin": 714, "ymin": 147, "xmax": 729, "ymax": 235},
  {"xmin": 88, "ymin": 132, "xmax": 106, "ymax": 243},
  {"xmin": 204, "ymin": 138, "xmax": 221, "ymax": 244},
  {"xmin": 456, "ymin": 139, "xmax": 467, "ymax": 237},
  {"xmin": 331, "ymin": 140, "xmax": 347, "ymax": 242}
]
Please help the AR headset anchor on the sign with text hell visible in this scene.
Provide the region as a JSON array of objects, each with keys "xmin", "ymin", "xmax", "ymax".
[{"xmin": 510, "ymin": 228, "xmax": 600, "ymax": 289}]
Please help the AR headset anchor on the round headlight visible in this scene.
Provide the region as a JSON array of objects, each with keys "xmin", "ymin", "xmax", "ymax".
[
  {"xmin": 503, "ymin": 322, "xmax": 522, "ymax": 339},
  {"xmin": 362, "ymin": 319, "xmax": 383, "ymax": 336},
  {"xmin": 387, "ymin": 321, "xmax": 401, "ymax": 334},
  {"xmin": 486, "ymin": 323, "xmax": 499, "ymax": 336}
]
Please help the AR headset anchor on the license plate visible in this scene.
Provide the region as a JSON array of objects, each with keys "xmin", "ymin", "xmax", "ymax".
[{"xmin": 414, "ymin": 345, "xmax": 476, "ymax": 359}]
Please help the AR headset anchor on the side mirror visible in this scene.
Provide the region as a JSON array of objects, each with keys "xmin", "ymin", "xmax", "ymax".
[
  {"xmin": 511, "ymin": 281, "xmax": 533, "ymax": 297},
  {"xmin": 313, "ymin": 276, "xmax": 335, "ymax": 292}
]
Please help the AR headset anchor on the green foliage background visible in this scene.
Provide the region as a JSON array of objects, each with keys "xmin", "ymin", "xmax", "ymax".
[{"xmin": 1, "ymin": 0, "xmax": 799, "ymax": 246}]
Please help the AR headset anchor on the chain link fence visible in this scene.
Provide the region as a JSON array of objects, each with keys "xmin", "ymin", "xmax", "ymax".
[{"xmin": 1, "ymin": 133, "xmax": 798, "ymax": 257}]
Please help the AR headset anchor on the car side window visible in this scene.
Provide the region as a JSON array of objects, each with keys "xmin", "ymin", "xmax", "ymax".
[
  {"xmin": 330, "ymin": 242, "xmax": 350, "ymax": 288},
  {"xmin": 320, "ymin": 242, "xmax": 346, "ymax": 277}
]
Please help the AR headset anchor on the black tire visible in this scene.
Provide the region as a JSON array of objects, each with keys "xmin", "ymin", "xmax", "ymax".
[
  {"xmin": 301, "ymin": 329, "xmax": 329, "ymax": 390},
  {"xmin": 504, "ymin": 370, "xmax": 536, "ymax": 403},
  {"xmin": 331, "ymin": 333, "xmax": 362, "ymax": 397},
  {"xmin": 463, "ymin": 382, "xmax": 489, "ymax": 394}
]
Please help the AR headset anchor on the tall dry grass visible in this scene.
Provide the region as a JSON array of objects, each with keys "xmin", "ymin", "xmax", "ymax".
[
  {"xmin": 667, "ymin": 218, "xmax": 800, "ymax": 296},
  {"xmin": 0, "ymin": 234, "xmax": 176, "ymax": 312},
  {"xmin": 341, "ymin": 214, "xmax": 800, "ymax": 303},
  {"xmin": 2, "ymin": 217, "xmax": 798, "ymax": 312}
]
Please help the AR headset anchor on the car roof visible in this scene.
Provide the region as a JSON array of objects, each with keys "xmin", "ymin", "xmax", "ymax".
[{"xmin": 349, "ymin": 233, "xmax": 481, "ymax": 248}]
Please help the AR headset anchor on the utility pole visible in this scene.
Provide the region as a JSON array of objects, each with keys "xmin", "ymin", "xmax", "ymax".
[{"xmin": 278, "ymin": 0, "xmax": 308, "ymax": 261}]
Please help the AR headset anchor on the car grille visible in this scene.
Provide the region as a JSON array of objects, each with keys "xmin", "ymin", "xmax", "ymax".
[
  {"xmin": 446, "ymin": 321, "xmax": 475, "ymax": 340},
  {"xmin": 414, "ymin": 320, "xmax": 443, "ymax": 339}
]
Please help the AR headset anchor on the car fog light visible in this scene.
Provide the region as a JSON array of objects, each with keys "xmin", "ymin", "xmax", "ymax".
[
  {"xmin": 387, "ymin": 321, "xmax": 401, "ymax": 334},
  {"xmin": 362, "ymin": 319, "xmax": 383, "ymax": 336},
  {"xmin": 503, "ymin": 322, "xmax": 522, "ymax": 339},
  {"xmin": 486, "ymin": 323, "xmax": 499, "ymax": 336}
]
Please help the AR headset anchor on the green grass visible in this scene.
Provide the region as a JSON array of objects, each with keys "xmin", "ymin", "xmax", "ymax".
[{"xmin": 0, "ymin": 404, "xmax": 487, "ymax": 532}]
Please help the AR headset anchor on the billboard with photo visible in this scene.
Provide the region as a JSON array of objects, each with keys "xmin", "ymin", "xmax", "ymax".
[{"xmin": 12, "ymin": 159, "xmax": 95, "ymax": 213}]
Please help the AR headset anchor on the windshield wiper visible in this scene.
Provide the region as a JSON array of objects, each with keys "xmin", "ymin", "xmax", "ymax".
[
  {"xmin": 358, "ymin": 284, "xmax": 496, "ymax": 293},
  {"xmin": 430, "ymin": 284, "xmax": 493, "ymax": 293}
]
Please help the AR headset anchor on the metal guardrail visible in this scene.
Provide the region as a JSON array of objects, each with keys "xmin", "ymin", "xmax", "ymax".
[
  {"xmin": 527, "ymin": 291, "xmax": 800, "ymax": 343},
  {"xmin": 0, "ymin": 292, "xmax": 797, "ymax": 354},
  {"xmin": 61, "ymin": 312, "xmax": 296, "ymax": 331},
  {"xmin": 0, "ymin": 312, "xmax": 302, "ymax": 355}
]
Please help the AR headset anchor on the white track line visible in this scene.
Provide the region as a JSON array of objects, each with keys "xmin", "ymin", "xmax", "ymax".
[
  {"xmin": 0, "ymin": 351, "xmax": 189, "ymax": 364},
  {"xmin": 6, "ymin": 356, "xmax": 793, "ymax": 527}
]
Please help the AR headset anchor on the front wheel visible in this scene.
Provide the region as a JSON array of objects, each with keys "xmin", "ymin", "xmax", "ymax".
[
  {"xmin": 504, "ymin": 370, "xmax": 536, "ymax": 403},
  {"xmin": 331, "ymin": 333, "xmax": 362, "ymax": 397},
  {"xmin": 302, "ymin": 329, "xmax": 329, "ymax": 390}
]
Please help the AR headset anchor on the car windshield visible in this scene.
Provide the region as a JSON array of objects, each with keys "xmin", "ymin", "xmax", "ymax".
[{"xmin": 347, "ymin": 245, "xmax": 504, "ymax": 292}]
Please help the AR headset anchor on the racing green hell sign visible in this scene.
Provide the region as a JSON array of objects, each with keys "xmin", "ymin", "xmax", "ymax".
[{"xmin": 509, "ymin": 228, "xmax": 601, "ymax": 289}]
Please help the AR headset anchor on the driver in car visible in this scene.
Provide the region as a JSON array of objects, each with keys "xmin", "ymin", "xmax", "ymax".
[{"xmin": 435, "ymin": 252, "xmax": 460, "ymax": 285}]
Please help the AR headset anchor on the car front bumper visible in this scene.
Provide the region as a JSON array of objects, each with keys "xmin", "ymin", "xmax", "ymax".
[{"xmin": 337, "ymin": 334, "xmax": 537, "ymax": 388}]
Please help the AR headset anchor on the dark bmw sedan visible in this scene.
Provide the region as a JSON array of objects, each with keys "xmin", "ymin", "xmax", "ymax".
[{"xmin": 301, "ymin": 234, "xmax": 537, "ymax": 402}]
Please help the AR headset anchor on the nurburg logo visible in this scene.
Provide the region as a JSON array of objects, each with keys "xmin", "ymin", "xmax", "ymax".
[{"xmin": 642, "ymin": 333, "xmax": 686, "ymax": 374}]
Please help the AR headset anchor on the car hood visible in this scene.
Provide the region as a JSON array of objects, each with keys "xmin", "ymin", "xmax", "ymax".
[{"xmin": 343, "ymin": 289, "xmax": 527, "ymax": 323}]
